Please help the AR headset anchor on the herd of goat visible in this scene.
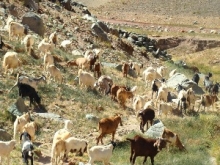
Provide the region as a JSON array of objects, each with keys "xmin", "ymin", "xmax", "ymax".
[{"xmin": 0, "ymin": 12, "xmax": 219, "ymax": 165}]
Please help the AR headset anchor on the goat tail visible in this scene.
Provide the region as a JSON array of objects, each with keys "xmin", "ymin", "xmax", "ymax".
[{"xmin": 8, "ymin": 72, "xmax": 20, "ymax": 93}]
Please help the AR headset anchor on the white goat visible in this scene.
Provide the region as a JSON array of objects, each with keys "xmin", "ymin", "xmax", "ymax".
[
  {"xmin": 64, "ymin": 137, "xmax": 88, "ymax": 160},
  {"xmin": 0, "ymin": 140, "xmax": 16, "ymax": 165},
  {"xmin": 2, "ymin": 51, "xmax": 21, "ymax": 74},
  {"xmin": 88, "ymin": 142, "xmax": 116, "ymax": 165},
  {"xmin": 21, "ymin": 34, "xmax": 36, "ymax": 54},
  {"xmin": 51, "ymin": 129, "xmax": 71, "ymax": 164},
  {"xmin": 78, "ymin": 69, "xmax": 96, "ymax": 89},
  {"xmin": 38, "ymin": 38, "xmax": 54, "ymax": 56}
]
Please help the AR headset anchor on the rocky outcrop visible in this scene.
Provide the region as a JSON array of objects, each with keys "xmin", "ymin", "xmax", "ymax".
[{"xmin": 22, "ymin": 12, "xmax": 45, "ymax": 36}]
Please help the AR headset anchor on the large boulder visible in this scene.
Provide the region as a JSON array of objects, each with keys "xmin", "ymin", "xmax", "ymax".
[
  {"xmin": 8, "ymin": 97, "xmax": 29, "ymax": 121},
  {"xmin": 91, "ymin": 23, "xmax": 109, "ymax": 41},
  {"xmin": 22, "ymin": 12, "xmax": 45, "ymax": 36},
  {"xmin": 166, "ymin": 72, "xmax": 205, "ymax": 95}
]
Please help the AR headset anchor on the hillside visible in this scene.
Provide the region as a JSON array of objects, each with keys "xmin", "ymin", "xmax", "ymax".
[{"xmin": 0, "ymin": 0, "xmax": 220, "ymax": 165}]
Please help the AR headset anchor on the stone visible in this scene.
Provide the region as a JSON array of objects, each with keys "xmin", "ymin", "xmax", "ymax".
[{"xmin": 22, "ymin": 12, "xmax": 45, "ymax": 36}]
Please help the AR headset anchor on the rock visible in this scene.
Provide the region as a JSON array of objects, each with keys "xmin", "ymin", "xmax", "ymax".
[
  {"xmin": 145, "ymin": 119, "xmax": 164, "ymax": 138},
  {"xmin": 96, "ymin": 20, "xmax": 109, "ymax": 33},
  {"xmin": 91, "ymin": 23, "xmax": 109, "ymax": 41},
  {"xmin": 23, "ymin": 0, "xmax": 39, "ymax": 11},
  {"xmin": 0, "ymin": 129, "xmax": 12, "ymax": 141},
  {"xmin": 166, "ymin": 73, "xmax": 205, "ymax": 94},
  {"xmin": 22, "ymin": 12, "xmax": 45, "ymax": 36},
  {"xmin": 8, "ymin": 97, "xmax": 29, "ymax": 121}
]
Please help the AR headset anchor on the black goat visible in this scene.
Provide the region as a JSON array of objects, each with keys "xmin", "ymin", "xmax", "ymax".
[
  {"xmin": 208, "ymin": 82, "xmax": 219, "ymax": 95},
  {"xmin": 137, "ymin": 108, "xmax": 155, "ymax": 133},
  {"xmin": 192, "ymin": 73, "xmax": 200, "ymax": 85},
  {"xmin": 21, "ymin": 140, "xmax": 34, "ymax": 165},
  {"xmin": 18, "ymin": 83, "xmax": 41, "ymax": 106},
  {"xmin": 127, "ymin": 135, "xmax": 169, "ymax": 165}
]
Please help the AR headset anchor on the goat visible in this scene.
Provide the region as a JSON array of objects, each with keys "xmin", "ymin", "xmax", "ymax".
[
  {"xmin": 197, "ymin": 94, "xmax": 219, "ymax": 112},
  {"xmin": 93, "ymin": 62, "xmax": 102, "ymax": 78},
  {"xmin": 67, "ymin": 57, "xmax": 90, "ymax": 70},
  {"xmin": 130, "ymin": 62, "xmax": 143, "ymax": 76},
  {"xmin": 20, "ymin": 132, "xmax": 32, "ymax": 144},
  {"xmin": 64, "ymin": 137, "xmax": 88, "ymax": 160},
  {"xmin": 21, "ymin": 140, "xmax": 34, "ymax": 165},
  {"xmin": 38, "ymin": 38, "xmax": 54, "ymax": 56},
  {"xmin": 46, "ymin": 65, "xmax": 63, "ymax": 84},
  {"xmin": 9, "ymin": 73, "xmax": 46, "ymax": 92},
  {"xmin": 132, "ymin": 95, "xmax": 149, "ymax": 112},
  {"xmin": 8, "ymin": 21, "xmax": 28, "ymax": 40},
  {"xmin": 122, "ymin": 62, "xmax": 130, "ymax": 77},
  {"xmin": 17, "ymin": 83, "xmax": 41, "ymax": 107},
  {"xmin": 0, "ymin": 140, "xmax": 16, "ymax": 165},
  {"xmin": 21, "ymin": 34, "xmax": 36, "ymax": 54},
  {"xmin": 78, "ymin": 69, "xmax": 96, "ymax": 89},
  {"xmin": 94, "ymin": 75, "xmax": 113, "ymax": 95},
  {"xmin": 203, "ymin": 72, "xmax": 213, "ymax": 91},
  {"xmin": 14, "ymin": 112, "xmax": 30, "ymax": 140},
  {"xmin": 43, "ymin": 53, "xmax": 54, "ymax": 71},
  {"xmin": 208, "ymin": 82, "xmax": 219, "ymax": 95},
  {"xmin": 192, "ymin": 72, "xmax": 200, "ymax": 85},
  {"xmin": 126, "ymin": 135, "xmax": 169, "ymax": 165},
  {"xmin": 22, "ymin": 122, "xmax": 37, "ymax": 142},
  {"xmin": 158, "ymin": 102, "xmax": 173, "ymax": 117},
  {"xmin": 88, "ymin": 141, "xmax": 116, "ymax": 165},
  {"xmin": 162, "ymin": 128, "xmax": 186, "ymax": 151},
  {"xmin": 49, "ymin": 31, "xmax": 58, "ymax": 47},
  {"xmin": 137, "ymin": 108, "xmax": 155, "ymax": 133},
  {"xmin": 177, "ymin": 87, "xmax": 196, "ymax": 114},
  {"xmin": 110, "ymin": 84, "xmax": 130, "ymax": 101},
  {"xmin": 2, "ymin": 51, "xmax": 22, "ymax": 74},
  {"xmin": 96, "ymin": 115, "xmax": 122, "ymax": 145},
  {"xmin": 116, "ymin": 88, "xmax": 134, "ymax": 109},
  {"xmin": 51, "ymin": 129, "xmax": 71, "ymax": 164}
]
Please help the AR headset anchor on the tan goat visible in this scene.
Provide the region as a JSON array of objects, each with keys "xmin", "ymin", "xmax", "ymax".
[
  {"xmin": 96, "ymin": 115, "xmax": 122, "ymax": 145},
  {"xmin": 46, "ymin": 65, "xmax": 63, "ymax": 84}
]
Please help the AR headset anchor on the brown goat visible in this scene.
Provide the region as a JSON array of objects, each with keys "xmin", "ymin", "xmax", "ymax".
[
  {"xmin": 93, "ymin": 62, "xmax": 101, "ymax": 78},
  {"xmin": 122, "ymin": 62, "xmax": 130, "ymax": 77},
  {"xmin": 110, "ymin": 84, "xmax": 129, "ymax": 101},
  {"xmin": 89, "ymin": 55, "xmax": 99, "ymax": 71},
  {"xmin": 138, "ymin": 108, "xmax": 155, "ymax": 133},
  {"xmin": 127, "ymin": 135, "xmax": 169, "ymax": 165},
  {"xmin": 162, "ymin": 128, "xmax": 186, "ymax": 151},
  {"xmin": 116, "ymin": 88, "xmax": 134, "ymax": 109},
  {"xmin": 96, "ymin": 115, "xmax": 122, "ymax": 145}
]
